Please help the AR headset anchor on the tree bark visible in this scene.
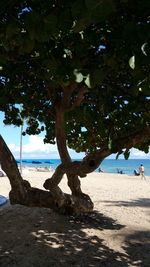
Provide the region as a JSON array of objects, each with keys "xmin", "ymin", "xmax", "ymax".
[
  {"xmin": 54, "ymin": 104, "xmax": 83, "ymax": 196},
  {"xmin": 0, "ymin": 134, "xmax": 93, "ymax": 214},
  {"xmin": 0, "ymin": 134, "xmax": 26, "ymax": 200},
  {"xmin": 9, "ymin": 184, "xmax": 93, "ymax": 215},
  {"xmin": 1, "ymin": 124, "xmax": 148, "ymax": 215}
]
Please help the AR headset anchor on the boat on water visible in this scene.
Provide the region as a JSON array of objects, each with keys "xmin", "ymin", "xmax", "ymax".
[
  {"xmin": 44, "ymin": 161, "xmax": 53, "ymax": 164},
  {"xmin": 31, "ymin": 161, "xmax": 42, "ymax": 164},
  {"xmin": 16, "ymin": 160, "xmax": 28, "ymax": 163}
]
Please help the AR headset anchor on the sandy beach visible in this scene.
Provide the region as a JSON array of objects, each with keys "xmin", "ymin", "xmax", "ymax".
[{"xmin": 0, "ymin": 170, "xmax": 150, "ymax": 267}]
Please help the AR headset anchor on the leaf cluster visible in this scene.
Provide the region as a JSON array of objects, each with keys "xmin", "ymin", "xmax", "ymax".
[{"xmin": 0, "ymin": 0, "xmax": 150, "ymax": 155}]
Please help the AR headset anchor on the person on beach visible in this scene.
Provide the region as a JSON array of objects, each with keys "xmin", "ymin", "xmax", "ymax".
[
  {"xmin": 139, "ymin": 164, "xmax": 146, "ymax": 180},
  {"xmin": 98, "ymin": 168, "xmax": 104, "ymax": 173},
  {"xmin": 134, "ymin": 169, "xmax": 140, "ymax": 176},
  {"xmin": 117, "ymin": 168, "xmax": 124, "ymax": 174}
]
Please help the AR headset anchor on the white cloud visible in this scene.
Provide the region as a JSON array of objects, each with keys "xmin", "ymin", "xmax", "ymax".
[
  {"xmin": 8, "ymin": 135, "xmax": 85, "ymax": 159},
  {"xmin": 9, "ymin": 135, "xmax": 149, "ymax": 159},
  {"xmin": 8, "ymin": 135, "xmax": 58, "ymax": 158},
  {"xmin": 23, "ymin": 136, "xmax": 52, "ymax": 153},
  {"xmin": 9, "ymin": 143, "xmax": 19, "ymax": 152},
  {"xmin": 108, "ymin": 148, "xmax": 150, "ymax": 159},
  {"xmin": 130, "ymin": 148, "xmax": 150, "ymax": 159}
]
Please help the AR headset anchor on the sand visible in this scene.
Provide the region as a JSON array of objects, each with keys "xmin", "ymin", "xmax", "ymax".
[{"xmin": 0, "ymin": 170, "xmax": 150, "ymax": 267}]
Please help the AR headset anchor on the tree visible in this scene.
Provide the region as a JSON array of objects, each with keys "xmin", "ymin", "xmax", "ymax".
[{"xmin": 0, "ymin": 0, "xmax": 150, "ymax": 214}]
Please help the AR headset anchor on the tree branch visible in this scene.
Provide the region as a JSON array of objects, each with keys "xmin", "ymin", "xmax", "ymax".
[
  {"xmin": 111, "ymin": 127, "xmax": 150, "ymax": 152},
  {"xmin": 62, "ymin": 83, "xmax": 78, "ymax": 108},
  {"xmin": 61, "ymin": 83, "xmax": 88, "ymax": 111},
  {"xmin": 0, "ymin": 134, "xmax": 26, "ymax": 199},
  {"xmin": 0, "ymin": 134, "xmax": 93, "ymax": 214},
  {"xmin": 55, "ymin": 105, "xmax": 71, "ymax": 163},
  {"xmin": 68, "ymin": 86, "xmax": 88, "ymax": 111}
]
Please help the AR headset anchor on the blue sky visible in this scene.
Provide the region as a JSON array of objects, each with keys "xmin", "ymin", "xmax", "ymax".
[
  {"xmin": 0, "ymin": 112, "xmax": 85, "ymax": 159},
  {"xmin": 0, "ymin": 112, "xmax": 150, "ymax": 159}
]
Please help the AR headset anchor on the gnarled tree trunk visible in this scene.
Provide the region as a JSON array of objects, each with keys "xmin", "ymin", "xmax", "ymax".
[
  {"xmin": 0, "ymin": 134, "xmax": 95, "ymax": 214},
  {"xmin": 54, "ymin": 105, "xmax": 84, "ymax": 196}
]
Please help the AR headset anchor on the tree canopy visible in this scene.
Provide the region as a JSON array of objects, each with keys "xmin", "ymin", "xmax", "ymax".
[{"xmin": 0, "ymin": 0, "xmax": 150, "ymax": 214}]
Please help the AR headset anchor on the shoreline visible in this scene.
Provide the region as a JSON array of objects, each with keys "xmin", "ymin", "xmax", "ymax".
[{"xmin": 13, "ymin": 158, "xmax": 150, "ymax": 176}]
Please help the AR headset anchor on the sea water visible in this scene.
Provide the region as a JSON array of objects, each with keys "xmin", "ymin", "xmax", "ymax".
[
  {"xmin": 16, "ymin": 158, "xmax": 150, "ymax": 176},
  {"xmin": 100, "ymin": 159, "xmax": 150, "ymax": 176}
]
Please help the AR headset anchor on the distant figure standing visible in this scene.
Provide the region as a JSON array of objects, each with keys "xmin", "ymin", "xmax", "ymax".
[
  {"xmin": 139, "ymin": 164, "xmax": 146, "ymax": 180},
  {"xmin": 98, "ymin": 168, "xmax": 104, "ymax": 173}
]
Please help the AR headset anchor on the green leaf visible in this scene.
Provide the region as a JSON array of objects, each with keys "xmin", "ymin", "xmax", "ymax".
[
  {"xmin": 6, "ymin": 21, "xmax": 20, "ymax": 38},
  {"xmin": 21, "ymin": 39, "xmax": 35, "ymax": 53},
  {"xmin": 90, "ymin": 69, "xmax": 106, "ymax": 87},
  {"xmin": 71, "ymin": 0, "xmax": 86, "ymax": 19},
  {"xmin": 84, "ymin": 74, "xmax": 91, "ymax": 88},
  {"xmin": 85, "ymin": 0, "xmax": 115, "ymax": 20},
  {"xmin": 44, "ymin": 14, "xmax": 58, "ymax": 33},
  {"xmin": 138, "ymin": 78, "xmax": 150, "ymax": 95},
  {"xmin": 58, "ymin": 9, "xmax": 73, "ymax": 30},
  {"xmin": 129, "ymin": 56, "xmax": 135, "ymax": 69},
  {"xmin": 73, "ymin": 17, "xmax": 91, "ymax": 32},
  {"xmin": 108, "ymin": 137, "xmax": 112, "ymax": 150},
  {"xmin": 141, "ymin": 43, "xmax": 149, "ymax": 56},
  {"xmin": 73, "ymin": 69, "xmax": 84, "ymax": 83}
]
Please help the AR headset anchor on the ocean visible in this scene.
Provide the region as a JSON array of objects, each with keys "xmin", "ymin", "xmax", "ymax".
[{"xmin": 16, "ymin": 158, "xmax": 150, "ymax": 176}]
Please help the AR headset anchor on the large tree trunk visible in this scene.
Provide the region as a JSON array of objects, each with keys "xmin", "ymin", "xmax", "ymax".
[
  {"xmin": 54, "ymin": 105, "xmax": 84, "ymax": 197},
  {"xmin": 0, "ymin": 135, "xmax": 26, "ymax": 201},
  {"xmin": 0, "ymin": 134, "xmax": 93, "ymax": 215},
  {"xmin": 43, "ymin": 101, "xmax": 112, "ymax": 212}
]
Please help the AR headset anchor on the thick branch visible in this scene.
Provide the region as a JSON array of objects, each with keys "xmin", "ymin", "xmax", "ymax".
[
  {"xmin": 44, "ymin": 162, "xmax": 83, "ymax": 196},
  {"xmin": 0, "ymin": 135, "xmax": 93, "ymax": 214},
  {"xmin": 0, "ymin": 134, "xmax": 26, "ymax": 199},
  {"xmin": 70, "ymin": 86, "xmax": 87, "ymax": 110},
  {"xmin": 114, "ymin": 127, "xmax": 150, "ymax": 150},
  {"xmin": 9, "ymin": 185, "xmax": 93, "ymax": 215},
  {"xmin": 80, "ymin": 127, "xmax": 150, "ymax": 173},
  {"xmin": 44, "ymin": 164, "xmax": 66, "ymax": 189},
  {"xmin": 54, "ymin": 94, "xmax": 85, "ymax": 195},
  {"xmin": 62, "ymin": 83, "xmax": 78, "ymax": 108},
  {"xmin": 55, "ymin": 106, "xmax": 71, "ymax": 163},
  {"xmin": 61, "ymin": 83, "xmax": 88, "ymax": 112},
  {"xmin": 44, "ymin": 126, "xmax": 150, "ymax": 195},
  {"xmin": 43, "ymin": 148, "xmax": 110, "ymax": 192}
]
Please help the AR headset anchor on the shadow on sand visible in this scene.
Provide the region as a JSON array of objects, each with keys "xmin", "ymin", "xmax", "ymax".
[
  {"xmin": 101, "ymin": 198, "xmax": 150, "ymax": 208},
  {"xmin": 0, "ymin": 205, "xmax": 149, "ymax": 266},
  {"xmin": 123, "ymin": 230, "xmax": 150, "ymax": 267}
]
